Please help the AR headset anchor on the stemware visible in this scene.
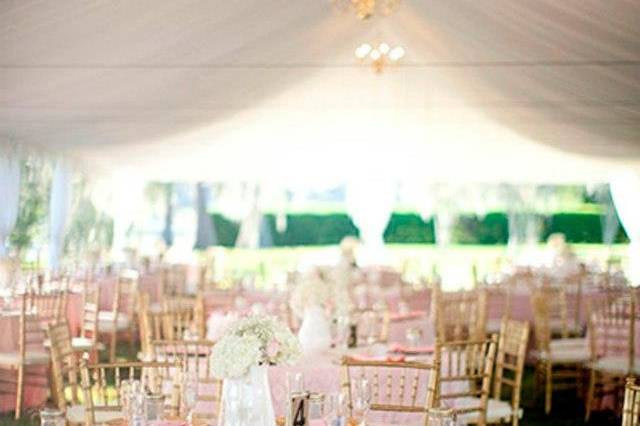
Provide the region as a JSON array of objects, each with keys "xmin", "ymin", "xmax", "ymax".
[
  {"xmin": 182, "ymin": 373, "xmax": 198, "ymax": 425},
  {"xmin": 322, "ymin": 391, "xmax": 348, "ymax": 426},
  {"xmin": 351, "ymin": 378, "xmax": 371, "ymax": 425},
  {"xmin": 285, "ymin": 371, "xmax": 305, "ymax": 397},
  {"xmin": 405, "ymin": 326, "xmax": 423, "ymax": 347}
]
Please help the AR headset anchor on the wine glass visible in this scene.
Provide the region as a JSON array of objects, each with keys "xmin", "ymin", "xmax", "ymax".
[
  {"xmin": 182, "ymin": 373, "xmax": 198, "ymax": 425},
  {"xmin": 322, "ymin": 392, "xmax": 348, "ymax": 425},
  {"xmin": 352, "ymin": 378, "xmax": 371, "ymax": 425},
  {"xmin": 405, "ymin": 326, "xmax": 422, "ymax": 348}
]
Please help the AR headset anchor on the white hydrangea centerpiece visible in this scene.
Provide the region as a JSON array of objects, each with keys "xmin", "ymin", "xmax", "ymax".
[{"xmin": 211, "ymin": 315, "xmax": 301, "ymax": 379}]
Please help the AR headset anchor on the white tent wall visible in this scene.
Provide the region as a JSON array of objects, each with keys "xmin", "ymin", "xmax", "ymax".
[
  {"xmin": 610, "ymin": 171, "xmax": 640, "ymax": 285},
  {"xmin": 0, "ymin": 141, "xmax": 21, "ymax": 257},
  {"xmin": 48, "ymin": 158, "xmax": 72, "ymax": 270}
]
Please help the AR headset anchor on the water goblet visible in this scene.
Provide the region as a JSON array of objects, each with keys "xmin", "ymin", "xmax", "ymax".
[
  {"xmin": 182, "ymin": 373, "xmax": 198, "ymax": 425},
  {"xmin": 351, "ymin": 378, "xmax": 371, "ymax": 425}
]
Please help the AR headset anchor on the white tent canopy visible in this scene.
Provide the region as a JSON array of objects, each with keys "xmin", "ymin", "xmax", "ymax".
[{"xmin": 1, "ymin": 0, "xmax": 639, "ymax": 182}]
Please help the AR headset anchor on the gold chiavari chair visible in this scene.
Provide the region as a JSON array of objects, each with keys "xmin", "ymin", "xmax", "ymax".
[
  {"xmin": 433, "ymin": 285, "xmax": 487, "ymax": 343},
  {"xmin": 435, "ymin": 335, "xmax": 498, "ymax": 426},
  {"xmin": 585, "ymin": 295, "xmax": 638, "ymax": 421},
  {"xmin": 151, "ymin": 340, "xmax": 222, "ymax": 422},
  {"xmin": 486, "ymin": 319, "xmax": 530, "ymax": 426},
  {"xmin": 98, "ymin": 269, "xmax": 139, "ymax": 362},
  {"xmin": 484, "ymin": 283, "xmax": 514, "ymax": 335},
  {"xmin": 71, "ymin": 282, "xmax": 104, "ymax": 355},
  {"xmin": 341, "ymin": 357, "xmax": 438, "ymax": 425},
  {"xmin": 531, "ymin": 290, "xmax": 589, "ymax": 415},
  {"xmin": 623, "ymin": 377, "xmax": 640, "ymax": 426},
  {"xmin": 355, "ymin": 307, "xmax": 391, "ymax": 345},
  {"xmin": 138, "ymin": 292, "xmax": 199, "ymax": 358},
  {"xmin": 27, "ymin": 290, "xmax": 68, "ymax": 329},
  {"xmin": 160, "ymin": 264, "xmax": 189, "ymax": 298},
  {"xmin": 0, "ymin": 293, "xmax": 50, "ymax": 419},
  {"xmin": 47, "ymin": 322, "xmax": 82, "ymax": 419},
  {"xmin": 78, "ymin": 359, "xmax": 180, "ymax": 426}
]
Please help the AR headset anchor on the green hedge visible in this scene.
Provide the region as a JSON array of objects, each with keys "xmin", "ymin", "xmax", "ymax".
[{"xmin": 211, "ymin": 212, "xmax": 628, "ymax": 247}]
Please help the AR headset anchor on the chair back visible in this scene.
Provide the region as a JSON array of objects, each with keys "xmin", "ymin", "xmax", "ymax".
[
  {"xmin": 27, "ymin": 291, "xmax": 68, "ymax": 328},
  {"xmin": 19, "ymin": 293, "xmax": 47, "ymax": 356},
  {"xmin": 79, "ymin": 360, "xmax": 180, "ymax": 426},
  {"xmin": 435, "ymin": 335, "xmax": 498, "ymax": 426},
  {"xmin": 340, "ymin": 357, "xmax": 437, "ymax": 422},
  {"xmin": 48, "ymin": 322, "xmax": 81, "ymax": 410},
  {"xmin": 434, "ymin": 285, "xmax": 487, "ymax": 342},
  {"xmin": 588, "ymin": 294, "xmax": 636, "ymax": 372},
  {"xmin": 113, "ymin": 269, "xmax": 139, "ymax": 319},
  {"xmin": 80, "ymin": 283, "xmax": 100, "ymax": 342},
  {"xmin": 161, "ymin": 264, "xmax": 188, "ymax": 298},
  {"xmin": 493, "ymin": 319, "xmax": 529, "ymax": 421},
  {"xmin": 623, "ymin": 377, "xmax": 640, "ymax": 426},
  {"xmin": 151, "ymin": 340, "xmax": 221, "ymax": 421}
]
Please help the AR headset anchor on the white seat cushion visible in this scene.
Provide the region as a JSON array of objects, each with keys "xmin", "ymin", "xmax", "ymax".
[
  {"xmin": 455, "ymin": 397, "xmax": 522, "ymax": 423},
  {"xmin": 485, "ymin": 318, "xmax": 502, "ymax": 334},
  {"xmin": 71, "ymin": 337, "xmax": 105, "ymax": 351},
  {"xmin": 532, "ymin": 345, "xmax": 590, "ymax": 363},
  {"xmin": 97, "ymin": 311, "xmax": 131, "ymax": 331},
  {"xmin": 66, "ymin": 404, "xmax": 123, "ymax": 424},
  {"xmin": 591, "ymin": 356, "xmax": 640, "ymax": 375},
  {"xmin": 0, "ymin": 351, "xmax": 50, "ymax": 366},
  {"xmin": 550, "ymin": 337, "xmax": 588, "ymax": 351}
]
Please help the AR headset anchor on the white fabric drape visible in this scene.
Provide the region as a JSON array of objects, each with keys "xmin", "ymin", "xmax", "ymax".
[
  {"xmin": 48, "ymin": 159, "xmax": 73, "ymax": 270},
  {"xmin": 610, "ymin": 171, "xmax": 640, "ymax": 285},
  {"xmin": 235, "ymin": 184, "xmax": 261, "ymax": 249},
  {"xmin": 2, "ymin": 1, "xmax": 639, "ymax": 182},
  {"xmin": 346, "ymin": 181, "xmax": 396, "ymax": 259},
  {"xmin": 194, "ymin": 183, "xmax": 216, "ymax": 249},
  {"xmin": 110, "ymin": 176, "xmax": 145, "ymax": 261},
  {"xmin": 0, "ymin": 143, "xmax": 21, "ymax": 257}
]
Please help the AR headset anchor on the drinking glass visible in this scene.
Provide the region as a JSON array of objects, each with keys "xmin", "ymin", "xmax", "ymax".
[
  {"xmin": 322, "ymin": 392, "xmax": 348, "ymax": 426},
  {"xmin": 405, "ymin": 326, "xmax": 423, "ymax": 347},
  {"xmin": 145, "ymin": 393, "xmax": 165, "ymax": 422},
  {"xmin": 285, "ymin": 371, "xmax": 305, "ymax": 397},
  {"xmin": 121, "ymin": 379, "xmax": 143, "ymax": 420},
  {"xmin": 182, "ymin": 373, "xmax": 198, "ymax": 425},
  {"xmin": 351, "ymin": 378, "xmax": 370, "ymax": 425}
]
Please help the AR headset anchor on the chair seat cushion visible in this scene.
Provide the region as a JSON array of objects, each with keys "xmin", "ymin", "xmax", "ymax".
[
  {"xmin": 550, "ymin": 337, "xmax": 588, "ymax": 351},
  {"xmin": 532, "ymin": 345, "xmax": 590, "ymax": 363},
  {"xmin": 485, "ymin": 318, "xmax": 502, "ymax": 334},
  {"xmin": 71, "ymin": 337, "xmax": 105, "ymax": 351},
  {"xmin": 98, "ymin": 311, "xmax": 131, "ymax": 331},
  {"xmin": 0, "ymin": 350, "xmax": 50, "ymax": 366},
  {"xmin": 591, "ymin": 356, "xmax": 640, "ymax": 375},
  {"xmin": 66, "ymin": 404, "xmax": 123, "ymax": 424},
  {"xmin": 455, "ymin": 397, "xmax": 522, "ymax": 423}
]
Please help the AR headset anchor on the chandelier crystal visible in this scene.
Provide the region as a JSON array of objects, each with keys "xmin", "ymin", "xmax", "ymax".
[
  {"xmin": 355, "ymin": 42, "xmax": 405, "ymax": 73},
  {"xmin": 331, "ymin": 0, "xmax": 401, "ymax": 20}
]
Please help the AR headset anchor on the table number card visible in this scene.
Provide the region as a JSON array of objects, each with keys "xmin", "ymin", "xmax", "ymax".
[{"xmin": 287, "ymin": 392, "xmax": 309, "ymax": 426}]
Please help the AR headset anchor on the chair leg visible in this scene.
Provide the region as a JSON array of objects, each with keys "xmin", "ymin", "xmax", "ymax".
[
  {"xmin": 15, "ymin": 365, "xmax": 24, "ymax": 420},
  {"xmin": 585, "ymin": 368, "xmax": 595, "ymax": 422},
  {"xmin": 109, "ymin": 330, "xmax": 117, "ymax": 362},
  {"xmin": 545, "ymin": 362, "xmax": 552, "ymax": 415}
]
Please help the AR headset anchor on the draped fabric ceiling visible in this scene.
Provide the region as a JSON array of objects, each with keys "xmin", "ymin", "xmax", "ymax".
[{"xmin": 1, "ymin": 0, "xmax": 639, "ymax": 183}]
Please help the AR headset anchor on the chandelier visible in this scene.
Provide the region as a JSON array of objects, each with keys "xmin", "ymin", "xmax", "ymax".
[
  {"xmin": 331, "ymin": 0, "xmax": 401, "ymax": 20},
  {"xmin": 355, "ymin": 42, "xmax": 405, "ymax": 73}
]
